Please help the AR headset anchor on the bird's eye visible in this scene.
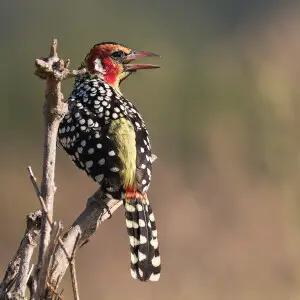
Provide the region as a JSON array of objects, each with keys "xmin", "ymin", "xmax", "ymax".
[{"xmin": 111, "ymin": 50, "xmax": 125, "ymax": 59}]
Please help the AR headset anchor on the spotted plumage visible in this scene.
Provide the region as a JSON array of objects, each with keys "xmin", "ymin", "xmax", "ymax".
[{"xmin": 58, "ymin": 42, "xmax": 161, "ymax": 281}]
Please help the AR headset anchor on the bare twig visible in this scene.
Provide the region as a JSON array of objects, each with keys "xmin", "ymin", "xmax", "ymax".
[
  {"xmin": 27, "ymin": 167, "xmax": 52, "ymax": 225},
  {"xmin": 40, "ymin": 221, "xmax": 63, "ymax": 300},
  {"xmin": 35, "ymin": 59, "xmax": 86, "ymax": 81},
  {"xmin": 37, "ymin": 38, "xmax": 67, "ymax": 274},
  {"xmin": 29, "ymin": 147, "xmax": 122, "ymax": 299},
  {"xmin": 27, "ymin": 167, "xmax": 76, "ymax": 299},
  {"xmin": 13, "ymin": 229, "xmax": 38, "ymax": 297},
  {"xmin": 26, "ymin": 265, "xmax": 34, "ymax": 286},
  {"xmin": 32, "ymin": 39, "xmax": 122, "ymax": 296},
  {"xmin": 1, "ymin": 38, "xmax": 122, "ymax": 300},
  {"xmin": 27, "ymin": 166, "xmax": 70, "ymax": 259},
  {"xmin": 46, "ymin": 283, "xmax": 64, "ymax": 300},
  {"xmin": 32, "ymin": 39, "xmax": 72, "ymax": 299},
  {"xmin": 48, "ymin": 190, "xmax": 122, "ymax": 288},
  {"xmin": 69, "ymin": 235, "xmax": 81, "ymax": 300},
  {"xmin": 35, "ymin": 41, "xmax": 87, "ymax": 279},
  {"xmin": 27, "ymin": 166, "xmax": 70, "ymax": 262},
  {"xmin": 0, "ymin": 212, "xmax": 41, "ymax": 300}
]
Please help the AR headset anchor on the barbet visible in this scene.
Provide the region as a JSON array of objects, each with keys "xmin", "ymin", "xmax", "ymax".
[{"xmin": 58, "ymin": 42, "xmax": 161, "ymax": 282}]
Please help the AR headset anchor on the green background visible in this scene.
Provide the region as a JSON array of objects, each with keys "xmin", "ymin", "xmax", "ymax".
[{"xmin": 1, "ymin": 1, "xmax": 300, "ymax": 299}]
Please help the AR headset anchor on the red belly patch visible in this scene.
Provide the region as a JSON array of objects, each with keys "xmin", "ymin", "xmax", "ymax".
[{"xmin": 125, "ymin": 188, "xmax": 146, "ymax": 200}]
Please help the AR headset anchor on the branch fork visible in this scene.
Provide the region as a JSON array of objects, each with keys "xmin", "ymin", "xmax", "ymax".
[{"xmin": 0, "ymin": 38, "xmax": 122, "ymax": 300}]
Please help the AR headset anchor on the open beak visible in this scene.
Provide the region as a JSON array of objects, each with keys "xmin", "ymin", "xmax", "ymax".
[{"xmin": 123, "ymin": 50, "xmax": 160, "ymax": 71}]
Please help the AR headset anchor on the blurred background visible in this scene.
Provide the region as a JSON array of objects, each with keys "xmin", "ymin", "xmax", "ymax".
[{"xmin": 1, "ymin": 0, "xmax": 300, "ymax": 299}]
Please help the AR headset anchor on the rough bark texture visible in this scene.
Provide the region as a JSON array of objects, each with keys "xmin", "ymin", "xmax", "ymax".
[
  {"xmin": 49, "ymin": 190, "xmax": 122, "ymax": 287},
  {"xmin": 0, "ymin": 39, "xmax": 122, "ymax": 300},
  {"xmin": 0, "ymin": 211, "xmax": 41, "ymax": 300}
]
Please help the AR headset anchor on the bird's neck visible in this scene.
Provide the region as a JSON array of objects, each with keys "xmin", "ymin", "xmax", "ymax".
[
  {"xmin": 79, "ymin": 59, "xmax": 122, "ymax": 93},
  {"xmin": 76, "ymin": 73, "xmax": 123, "ymax": 96}
]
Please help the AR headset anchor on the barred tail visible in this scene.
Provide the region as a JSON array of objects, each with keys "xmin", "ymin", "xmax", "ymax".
[{"xmin": 124, "ymin": 195, "xmax": 161, "ymax": 282}]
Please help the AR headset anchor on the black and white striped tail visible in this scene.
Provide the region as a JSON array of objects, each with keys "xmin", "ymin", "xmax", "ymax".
[{"xmin": 124, "ymin": 195, "xmax": 161, "ymax": 282}]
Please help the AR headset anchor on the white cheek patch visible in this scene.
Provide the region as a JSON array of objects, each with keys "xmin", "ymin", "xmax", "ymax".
[{"xmin": 94, "ymin": 58, "xmax": 106, "ymax": 74}]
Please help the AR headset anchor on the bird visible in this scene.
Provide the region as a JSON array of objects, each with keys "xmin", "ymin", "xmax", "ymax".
[{"xmin": 58, "ymin": 42, "xmax": 161, "ymax": 282}]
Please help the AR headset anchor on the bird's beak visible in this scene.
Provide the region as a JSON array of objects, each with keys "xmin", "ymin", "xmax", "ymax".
[{"xmin": 123, "ymin": 50, "xmax": 160, "ymax": 71}]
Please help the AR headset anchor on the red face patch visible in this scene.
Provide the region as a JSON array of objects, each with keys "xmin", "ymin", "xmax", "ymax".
[
  {"xmin": 101, "ymin": 57, "xmax": 122, "ymax": 85},
  {"xmin": 86, "ymin": 44, "xmax": 131, "ymax": 86}
]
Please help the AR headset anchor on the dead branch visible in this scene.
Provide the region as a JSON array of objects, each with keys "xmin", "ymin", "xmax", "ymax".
[
  {"xmin": 32, "ymin": 39, "xmax": 122, "ymax": 296},
  {"xmin": 27, "ymin": 167, "xmax": 71, "ymax": 262},
  {"xmin": 36, "ymin": 41, "xmax": 68, "ymax": 299},
  {"xmin": 0, "ymin": 211, "xmax": 41, "ymax": 300},
  {"xmin": 69, "ymin": 235, "xmax": 81, "ymax": 300},
  {"xmin": 28, "ymin": 166, "xmax": 122, "ymax": 297},
  {"xmin": 1, "ymin": 38, "xmax": 122, "ymax": 300},
  {"xmin": 27, "ymin": 167, "xmax": 79, "ymax": 300},
  {"xmin": 48, "ymin": 189, "xmax": 122, "ymax": 290}
]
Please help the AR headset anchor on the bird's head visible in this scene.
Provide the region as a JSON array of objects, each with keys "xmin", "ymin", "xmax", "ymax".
[{"xmin": 83, "ymin": 42, "xmax": 160, "ymax": 91}]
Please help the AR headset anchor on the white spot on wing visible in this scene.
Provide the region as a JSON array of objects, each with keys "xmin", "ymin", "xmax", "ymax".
[
  {"xmin": 150, "ymin": 238, "xmax": 159, "ymax": 249},
  {"xmin": 125, "ymin": 204, "xmax": 135, "ymax": 212},
  {"xmin": 138, "ymin": 251, "xmax": 147, "ymax": 261},
  {"xmin": 88, "ymin": 148, "xmax": 94, "ymax": 154},
  {"xmin": 149, "ymin": 213, "xmax": 155, "ymax": 222},
  {"xmin": 85, "ymin": 160, "xmax": 93, "ymax": 168},
  {"xmin": 138, "ymin": 219, "xmax": 146, "ymax": 227},
  {"xmin": 131, "ymin": 253, "xmax": 138, "ymax": 264},
  {"xmin": 131, "ymin": 269, "xmax": 137, "ymax": 279},
  {"xmin": 98, "ymin": 158, "xmax": 105, "ymax": 165},
  {"xmin": 108, "ymin": 150, "xmax": 115, "ymax": 156},
  {"xmin": 95, "ymin": 174, "xmax": 104, "ymax": 182},
  {"xmin": 138, "ymin": 268, "xmax": 143, "ymax": 277},
  {"xmin": 151, "ymin": 154, "xmax": 158, "ymax": 162},
  {"xmin": 125, "ymin": 219, "xmax": 138, "ymax": 229},
  {"xmin": 136, "ymin": 204, "xmax": 143, "ymax": 211},
  {"xmin": 149, "ymin": 273, "xmax": 160, "ymax": 282},
  {"xmin": 151, "ymin": 255, "xmax": 161, "ymax": 267},
  {"xmin": 87, "ymin": 119, "xmax": 93, "ymax": 126},
  {"xmin": 129, "ymin": 236, "xmax": 140, "ymax": 247},
  {"xmin": 139, "ymin": 235, "xmax": 147, "ymax": 244}
]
